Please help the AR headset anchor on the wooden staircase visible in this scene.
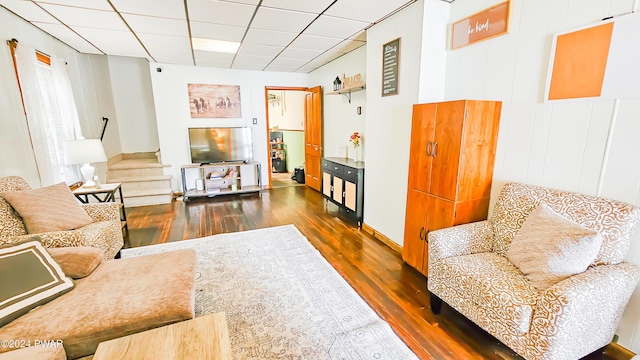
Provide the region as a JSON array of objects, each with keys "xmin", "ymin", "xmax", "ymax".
[{"xmin": 107, "ymin": 152, "xmax": 173, "ymax": 207}]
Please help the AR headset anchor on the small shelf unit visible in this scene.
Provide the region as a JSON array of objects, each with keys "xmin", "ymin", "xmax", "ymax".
[
  {"xmin": 181, "ymin": 161, "xmax": 262, "ymax": 201},
  {"xmin": 327, "ymin": 83, "xmax": 366, "ymax": 103}
]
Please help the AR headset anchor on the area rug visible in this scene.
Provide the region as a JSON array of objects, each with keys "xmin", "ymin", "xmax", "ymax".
[{"xmin": 121, "ymin": 225, "xmax": 418, "ymax": 359}]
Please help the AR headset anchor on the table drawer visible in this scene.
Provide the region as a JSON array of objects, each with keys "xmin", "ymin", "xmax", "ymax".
[
  {"xmin": 342, "ymin": 167, "xmax": 359, "ymax": 182},
  {"xmin": 322, "ymin": 160, "xmax": 344, "ymax": 175}
]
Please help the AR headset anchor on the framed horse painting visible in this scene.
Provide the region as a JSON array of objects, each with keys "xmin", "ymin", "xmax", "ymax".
[{"xmin": 188, "ymin": 84, "xmax": 242, "ymax": 118}]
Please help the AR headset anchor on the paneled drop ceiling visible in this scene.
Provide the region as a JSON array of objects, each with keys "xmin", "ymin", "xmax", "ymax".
[{"xmin": 1, "ymin": 0, "xmax": 416, "ymax": 73}]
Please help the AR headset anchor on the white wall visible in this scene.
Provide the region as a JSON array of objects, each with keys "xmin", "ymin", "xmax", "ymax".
[
  {"xmin": 363, "ymin": 0, "xmax": 449, "ymax": 244},
  {"xmin": 446, "ymin": 0, "xmax": 640, "ymax": 351},
  {"xmin": 267, "ymin": 90, "xmax": 305, "ymax": 131},
  {"xmin": 309, "ymin": 45, "xmax": 367, "ymax": 160},
  {"xmin": 147, "ymin": 62, "xmax": 308, "ymax": 190},
  {"xmin": 0, "ymin": 7, "xmax": 122, "ymax": 187},
  {"xmin": 108, "ymin": 56, "xmax": 159, "ymax": 153}
]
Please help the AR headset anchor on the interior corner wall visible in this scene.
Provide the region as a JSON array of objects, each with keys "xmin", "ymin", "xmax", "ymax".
[
  {"xmin": 108, "ymin": 56, "xmax": 159, "ymax": 154},
  {"xmin": 308, "ymin": 46, "xmax": 367, "ymax": 161},
  {"xmin": 363, "ymin": 0, "xmax": 427, "ymax": 245},
  {"xmin": 147, "ymin": 63, "xmax": 308, "ymax": 191},
  {"xmin": 445, "ymin": 0, "xmax": 640, "ymax": 351},
  {"xmin": 0, "ymin": 7, "xmax": 122, "ymax": 187}
]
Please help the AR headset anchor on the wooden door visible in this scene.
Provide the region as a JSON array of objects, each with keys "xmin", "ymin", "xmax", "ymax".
[
  {"xmin": 304, "ymin": 86, "xmax": 323, "ymax": 191},
  {"xmin": 429, "ymin": 101, "xmax": 466, "ymax": 201},
  {"xmin": 402, "ymin": 189, "xmax": 430, "ymax": 272},
  {"xmin": 407, "ymin": 104, "xmax": 436, "ymax": 193}
]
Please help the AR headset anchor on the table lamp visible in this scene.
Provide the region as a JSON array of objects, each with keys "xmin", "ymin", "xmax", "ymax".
[{"xmin": 63, "ymin": 139, "xmax": 108, "ymax": 188}]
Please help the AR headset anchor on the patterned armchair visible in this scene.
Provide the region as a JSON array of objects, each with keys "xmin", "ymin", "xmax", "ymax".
[
  {"xmin": 427, "ymin": 182, "xmax": 640, "ymax": 360},
  {"xmin": 0, "ymin": 176, "xmax": 123, "ymax": 260}
]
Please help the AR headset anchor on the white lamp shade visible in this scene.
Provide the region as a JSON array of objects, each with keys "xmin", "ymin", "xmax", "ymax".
[{"xmin": 63, "ymin": 139, "xmax": 108, "ymax": 165}]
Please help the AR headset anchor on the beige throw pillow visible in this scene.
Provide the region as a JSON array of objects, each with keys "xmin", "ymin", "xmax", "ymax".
[
  {"xmin": 1, "ymin": 182, "xmax": 93, "ymax": 234},
  {"xmin": 47, "ymin": 247, "xmax": 103, "ymax": 279},
  {"xmin": 507, "ymin": 203, "xmax": 603, "ymax": 290}
]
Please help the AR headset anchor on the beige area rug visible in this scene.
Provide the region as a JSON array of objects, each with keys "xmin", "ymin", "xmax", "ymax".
[{"xmin": 121, "ymin": 225, "xmax": 418, "ymax": 360}]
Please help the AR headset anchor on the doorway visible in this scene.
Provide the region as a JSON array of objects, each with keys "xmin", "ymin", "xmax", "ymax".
[{"xmin": 264, "ymin": 86, "xmax": 323, "ymax": 191}]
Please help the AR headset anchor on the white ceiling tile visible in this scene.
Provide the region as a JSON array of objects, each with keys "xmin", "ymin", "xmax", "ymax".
[
  {"xmin": 260, "ymin": 0, "xmax": 334, "ymax": 14},
  {"xmin": 220, "ymin": 0, "xmax": 260, "ymax": 5},
  {"xmin": 330, "ymin": 40, "xmax": 365, "ymax": 54},
  {"xmin": 296, "ymin": 65, "xmax": 318, "ymax": 73},
  {"xmin": 149, "ymin": 48, "xmax": 193, "ymax": 65},
  {"xmin": 35, "ymin": 0, "xmax": 112, "ymax": 11},
  {"xmin": 194, "ymin": 49, "xmax": 234, "ymax": 63},
  {"xmin": 278, "ymin": 47, "xmax": 321, "ymax": 61},
  {"xmin": 71, "ymin": 26, "xmax": 148, "ymax": 57},
  {"xmin": 237, "ymin": 43, "xmax": 283, "ymax": 58},
  {"xmin": 110, "ymin": 0, "xmax": 186, "ymax": 19},
  {"xmin": 231, "ymin": 63, "xmax": 264, "ymax": 71},
  {"xmin": 137, "ymin": 33, "xmax": 191, "ymax": 50},
  {"xmin": 269, "ymin": 57, "xmax": 307, "ymax": 68},
  {"xmin": 251, "ymin": 7, "xmax": 316, "ymax": 33},
  {"xmin": 289, "ymin": 34, "xmax": 342, "ymax": 51},
  {"xmin": 189, "ymin": 21, "xmax": 245, "ymax": 42},
  {"xmin": 37, "ymin": 4, "xmax": 128, "ymax": 31},
  {"xmin": 121, "ymin": 14, "xmax": 188, "ymax": 37},
  {"xmin": 196, "ymin": 59, "xmax": 233, "ymax": 68},
  {"xmin": 232, "ymin": 54, "xmax": 272, "ymax": 67},
  {"xmin": 244, "ymin": 28, "xmax": 297, "ymax": 47},
  {"xmin": 304, "ymin": 15, "xmax": 368, "ymax": 39},
  {"xmin": 324, "ymin": 0, "xmax": 413, "ymax": 23},
  {"xmin": 311, "ymin": 51, "xmax": 344, "ymax": 64},
  {"xmin": 187, "ymin": 0, "xmax": 255, "ymax": 27},
  {"xmin": 32, "ymin": 22, "xmax": 103, "ymax": 54},
  {"xmin": 1, "ymin": 0, "xmax": 60, "ymax": 23},
  {"xmin": 264, "ymin": 64, "xmax": 299, "ymax": 72}
]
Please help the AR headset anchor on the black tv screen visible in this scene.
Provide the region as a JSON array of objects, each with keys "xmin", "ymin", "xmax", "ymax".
[{"xmin": 189, "ymin": 127, "xmax": 253, "ymax": 164}]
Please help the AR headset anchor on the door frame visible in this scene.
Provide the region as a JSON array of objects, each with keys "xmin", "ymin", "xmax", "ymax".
[{"xmin": 264, "ymin": 86, "xmax": 308, "ymax": 189}]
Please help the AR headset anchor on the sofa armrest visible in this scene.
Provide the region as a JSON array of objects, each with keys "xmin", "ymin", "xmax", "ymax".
[
  {"xmin": 82, "ymin": 203, "xmax": 121, "ymax": 222},
  {"xmin": 10, "ymin": 230, "xmax": 88, "ymax": 248},
  {"xmin": 527, "ymin": 263, "xmax": 640, "ymax": 360},
  {"xmin": 428, "ymin": 220, "xmax": 494, "ymax": 262}
]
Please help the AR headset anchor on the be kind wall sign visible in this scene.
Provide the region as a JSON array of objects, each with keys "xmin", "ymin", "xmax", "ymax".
[{"xmin": 451, "ymin": 1, "xmax": 510, "ymax": 50}]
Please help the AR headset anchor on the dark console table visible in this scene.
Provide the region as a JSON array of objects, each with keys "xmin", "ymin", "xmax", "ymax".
[{"xmin": 321, "ymin": 157, "xmax": 364, "ymax": 227}]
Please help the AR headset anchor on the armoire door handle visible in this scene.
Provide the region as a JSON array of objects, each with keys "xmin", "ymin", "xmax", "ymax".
[
  {"xmin": 426, "ymin": 142, "xmax": 432, "ymax": 156},
  {"xmin": 432, "ymin": 142, "xmax": 438, "ymax": 158},
  {"xmin": 419, "ymin": 227, "xmax": 425, "ymax": 240}
]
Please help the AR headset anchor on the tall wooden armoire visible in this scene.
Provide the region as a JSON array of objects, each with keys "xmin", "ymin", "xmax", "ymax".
[{"xmin": 402, "ymin": 100, "xmax": 502, "ymax": 276}]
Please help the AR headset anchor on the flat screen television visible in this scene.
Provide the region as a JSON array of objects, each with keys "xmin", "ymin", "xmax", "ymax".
[{"xmin": 188, "ymin": 127, "xmax": 253, "ymax": 164}]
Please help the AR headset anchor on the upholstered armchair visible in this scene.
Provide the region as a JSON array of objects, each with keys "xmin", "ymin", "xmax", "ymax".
[
  {"xmin": 0, "ymin": 176, "xmax": 123, "ymax": 260},
  {"xmin": 427, "ymin": 182, "xmax": 640, "ymax": 360}
]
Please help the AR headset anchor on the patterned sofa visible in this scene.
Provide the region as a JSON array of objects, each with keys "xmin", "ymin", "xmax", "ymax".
[
  {"xmin": 0, "ymin": 176, "xmax": 123, "ymax": 260},
  {"xmin": 427, "ymin": 182, "xmax": 640, "ymax": 360}
]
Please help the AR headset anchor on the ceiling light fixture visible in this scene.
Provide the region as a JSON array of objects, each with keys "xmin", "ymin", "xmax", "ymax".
[{"xmin": 191, "ymin": 38, "xmax": 240, "ymax": 54}]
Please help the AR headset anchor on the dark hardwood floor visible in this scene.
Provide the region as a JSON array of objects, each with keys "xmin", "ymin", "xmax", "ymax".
[{"xmin": 124, "ymin": 186, "xmax": 631, "ymax": 360}]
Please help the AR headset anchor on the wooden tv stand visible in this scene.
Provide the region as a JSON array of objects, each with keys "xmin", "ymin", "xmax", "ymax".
[{"xmin": 181, "ymin": 161, "xmax": 262, "ymax": 201}]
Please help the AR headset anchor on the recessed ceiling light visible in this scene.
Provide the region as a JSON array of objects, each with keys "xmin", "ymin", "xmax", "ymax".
[{"xmin": 191, "ymin": 38, "xmax": 240, "ymax": 53}]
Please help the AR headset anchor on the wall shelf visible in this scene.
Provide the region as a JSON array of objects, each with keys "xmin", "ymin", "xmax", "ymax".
[{"xmin": 327, "ymin": 83, "xmax": 366, "ymax": 104}]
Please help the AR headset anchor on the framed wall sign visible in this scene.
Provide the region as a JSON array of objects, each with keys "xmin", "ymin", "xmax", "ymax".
[
  {"xmin": 451, "ymin": 1, "xmax": 510, "ymax": 50},
  {"xmin": 382, "ymin": 38, "xmax": 400, "ymax": 97},
  {"xmin": 188, "ymin": 84, "xmax": 242, "ymax": 118}
]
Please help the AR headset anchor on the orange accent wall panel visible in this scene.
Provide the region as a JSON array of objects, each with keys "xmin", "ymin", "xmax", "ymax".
[{"xmin": 548, "ymin": 22, "xmax": 614, "ymax": 100}]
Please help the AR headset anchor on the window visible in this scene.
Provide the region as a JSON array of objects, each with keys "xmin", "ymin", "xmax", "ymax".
[{"xmin": 9, "ymin": 40, "xmax": 83, "ymax": 185}]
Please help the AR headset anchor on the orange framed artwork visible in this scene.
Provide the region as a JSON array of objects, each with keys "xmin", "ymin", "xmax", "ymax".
[{"xmin": 451, "ymin": 1, "xmax": 511, "ymax": 50}]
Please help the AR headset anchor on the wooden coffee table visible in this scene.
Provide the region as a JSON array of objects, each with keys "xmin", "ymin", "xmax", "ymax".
[{"xmin": 93, "ymin": 312, "xmax": 232, "ymax": 359}]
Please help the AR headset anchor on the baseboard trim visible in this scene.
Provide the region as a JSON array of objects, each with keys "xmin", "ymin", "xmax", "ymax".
[
  {"xmin": 606, "ymin": 342, "xmax": 636, "ymax": 359},
  {"xmin": 362, "ymin": 223, "xmax": 402, "ymax": 254},
  {"xmin": 108, "ymin": 154, "xmax": 123, "ymax": 166}
]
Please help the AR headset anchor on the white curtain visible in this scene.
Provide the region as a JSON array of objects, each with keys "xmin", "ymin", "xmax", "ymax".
[{"xmin": 14, "ymin": 42, "xmax": 83, "ymax": 186}]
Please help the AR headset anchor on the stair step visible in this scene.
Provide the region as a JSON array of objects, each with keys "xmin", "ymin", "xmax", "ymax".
[
  {"xmin": 122, "ymin": 152, "xmax": 158, "ymax": 160},
  {"xmin": 108, "ymin": 175, "xmax": 172, "ymax": 183},
  {"xmin": 124, "ymin": 189, "xmax": 174, "ymax": 198},
  {"xmin": 108, "ymin": 167, "xmax": 165, "ymax": 178},
  {"xmin": 109, "ymin": 159, "xmax": 169, "ymax": 170},
  {"xmin": 124, "ymin": 194, "xmax": 172, "ymax": 208}
]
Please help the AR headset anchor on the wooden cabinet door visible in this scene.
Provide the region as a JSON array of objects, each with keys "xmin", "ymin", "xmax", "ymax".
[
  {"xmin": 304, "ymin": 86, "xmax": 323, "ymax": 192},
  {"xmin": 429, "ymin": 101, "xmax": 465, "ymax": 201},
  {"xmin": 322, "ymin": 172, "xmax": 331, "ymax": 198},
  {"xmin": 421, "ymin": 195, "xmax": 456, "ymax": 275},
  {"xmin": 407, "ymin": 104, "xmax": 436, "ymax": 193},
  {"xmin": 344, "ymin": 180, "xmax": 356, "ymax": 211},
  {"xmin": 332, "ymin": 176, "xmax": 343, "ymax": 204},
  {"xmin": 402, "ymin": 189, "xmax": 430, "ymax": 272}
]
